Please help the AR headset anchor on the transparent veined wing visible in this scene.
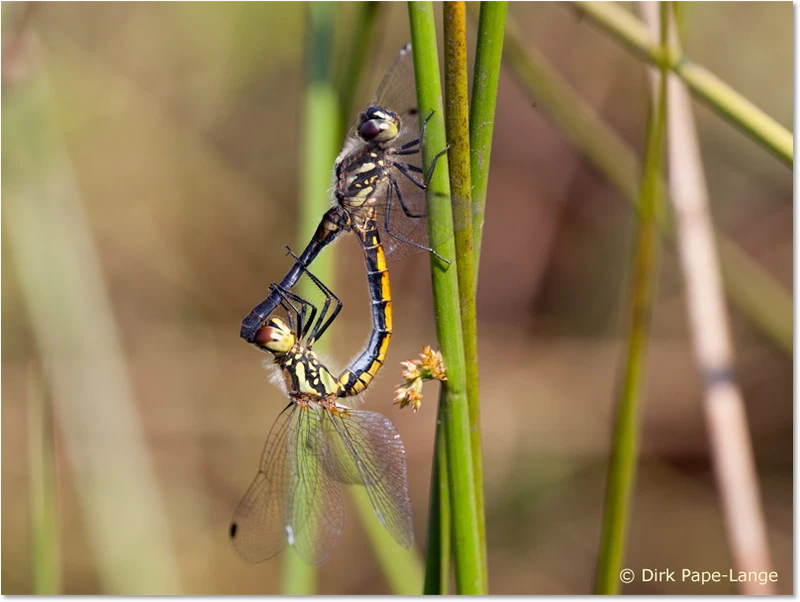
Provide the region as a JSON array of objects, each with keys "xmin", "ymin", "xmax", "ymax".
[
  {"xmin": 230, "ymin": 403, "xmax": 346, "ymax": 566},
  {"xmin": 341, "ymin": 44, "xmax": 420, "ymax": 153},
  {"xmin": 322, "ymin": 407, "xmax": 413, "ymax": 548},
  {"xmin": 286, "ymin": 404, "xmax": 346, "ymax": 565},
  {"xmin": 370, "ymin": 43, "xmax": 421, "ymax": 150},
  {"xmin": 229, "ymin": 403, "xmax": 294, "ymax": 564}
]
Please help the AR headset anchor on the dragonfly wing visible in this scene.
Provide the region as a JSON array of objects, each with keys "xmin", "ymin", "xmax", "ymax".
[
  {"xmin": 339, "ymin": 44, "xmax": 420, "ymax": 171},
  {"xmin": 371, "ymin": 44, "xmax": 420, "ymax": 149},
  {"xmin": 286, "ymin": 405, "xmax": 346, "ymax": 565},
  {"xmin": 374, "ymin": 189, "xmax": 469, "ymax": 264},
  {"xmin": 324, "ymin": 408, "xmax": 413, "ymax": 548},
  {"xmin": 229, "ymin": 403, "xmax": 295, "ymax": 563}
]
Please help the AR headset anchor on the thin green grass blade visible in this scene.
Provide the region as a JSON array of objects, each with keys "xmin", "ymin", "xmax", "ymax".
[
  {"xmin": 423, "ymin": 399, "xmax": 452, "ymax": 594},
  {"xmin": 469, "ymin": 1, "xmax": 507, "ymax": 272},
  {"xmin": 500, "ymin": 20, "xmax": 792, "ymax": 355},
  {"xmin": 407, "ymin": 2, "xmax": 486, "ymax": 594},
  {"xmin": 595, "ymin": 5, "xmax": 669, "ymax": 594},
  {"xmin": 282, "ymin": 3, "xmax": 341, "ymax": 592},
  {"xmin": 335, "ymin": 2, "xmax": 381, "ymax": 122},
  {"xmin": 27, "ymin": 367, "xmax": 62, "ymax": 594},
  {"xmin": 5, "ymin": 55, "xmax": 182, "ymax": 596},
  {"xmin": 571, "ymin": 1, "xmax": 792, "ymax": 167},
  {"xmin": 350, "ymin": 487, "xmax": 424, "ymax": 594}
]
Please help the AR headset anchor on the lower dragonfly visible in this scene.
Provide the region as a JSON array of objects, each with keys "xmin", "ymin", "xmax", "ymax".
[{"xmin": 230, "ymin": 210, "xmax": 411, "ymax": 565}]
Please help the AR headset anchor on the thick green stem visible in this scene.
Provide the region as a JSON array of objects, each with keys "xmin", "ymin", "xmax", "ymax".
[
  {"xmin": 408, "ymin": 2, "xmax": 486, "ymax": 594},
  {"xmin": 442, "ymin": 0, "xmax": 487, "ymax": 586}
]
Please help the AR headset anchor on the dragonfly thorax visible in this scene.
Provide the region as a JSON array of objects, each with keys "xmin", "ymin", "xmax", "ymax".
[
  {"xmin": 334, "ymin": 148, "xmax": 391, "ymax": 210},
  {"xmin": 278, "ymin": 344, "xmax": 340, "ymax": 399}
]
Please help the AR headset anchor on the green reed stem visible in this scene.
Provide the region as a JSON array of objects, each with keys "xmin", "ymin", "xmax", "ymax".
[
  {"xmin": 442, "ymin": 0, "xmax": 488, "ymax": 586},
  {"xmin": 423, "ymin": 408, "xmax": 452, "ymax": 594},
  {"xmin": 571, "ymin": 1, "xmax": 792, "ymax": 167},
  {"xmin": 350, "ymin": 487, "xmax": 424, "ymax": 594},
  {"xmin": 595, "ymin": 5, "xmax": 668, "ymax": 593},
  {"xmin": 335, "ymin": 2, "xmax": 381, "ymax": 121},
  {"xmin": 27, "ymin": 366, "xmax": 61, "ymax": 594},
  {"xmin": 469, "ymin": 1, "xmax": 507, "ymax": 273},
  {"xmin": 408, "ymin": 2, "xmax": 486, "ymax": 594},
  {"xmin": 283, "ymin": 3, "xmax": 340, "ymax": 593},
  {"xmin": 501, "ymin": 20, "xmax": 792, "ymax": 355},
  {"xmin": 328, "ymin": 10, "xmax": 432, "ymax": 595},
  {"xmin": 6, "ymin": 53, "xmax": 182, "ymax": 595}
]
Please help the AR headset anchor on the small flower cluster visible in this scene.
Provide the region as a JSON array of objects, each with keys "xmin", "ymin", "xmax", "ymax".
[{"xmin": 393, "ymin": 345, "xmax": 447, "ymax": 412}]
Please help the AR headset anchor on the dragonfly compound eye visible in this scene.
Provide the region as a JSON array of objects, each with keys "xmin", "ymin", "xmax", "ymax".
[
  {"xmin": 358, "ymin": 107, "xmax": 400, "ymax": 143},
  {"xmin": 255, "ymin": 319, "xmax": 295, "ymax": 354}
]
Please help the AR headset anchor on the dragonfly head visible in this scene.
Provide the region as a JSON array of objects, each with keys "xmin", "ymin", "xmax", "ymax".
[
  {"xmin": 358, "ymin": 106, "xmax": 400, "ymax": 143},
  {"xmin": 254, "ymin": 318, "xmax": 296, "ymax": 354}
]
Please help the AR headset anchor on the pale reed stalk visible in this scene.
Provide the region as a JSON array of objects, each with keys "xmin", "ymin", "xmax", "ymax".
[{"xmin": 640, "ymin": 3, "xmax": 775, "ymax": 594}]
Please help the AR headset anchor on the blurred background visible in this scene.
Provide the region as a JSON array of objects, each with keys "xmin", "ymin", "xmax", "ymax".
[{"xmin": 2, "ymin": 2, "xmax": 792, "ymax": 595}]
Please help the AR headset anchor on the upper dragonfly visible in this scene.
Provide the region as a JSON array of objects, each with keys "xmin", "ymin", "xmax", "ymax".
[{"xmin": 241, "ymin": 43, "xmax": 449, "ymax": 342}]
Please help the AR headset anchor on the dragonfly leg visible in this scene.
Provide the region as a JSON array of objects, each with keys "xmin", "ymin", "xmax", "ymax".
[
  {"xmin": 281, "ymin": 246, "xmax": 333, "ymax": 341},
  {"xmin": 390, "ymin": 175, "xmax": 426, "ymax": 219},
  {"xmin": 382, "ymin": 182, "xmax": 451, "ymax": 265},
  {"xmin": 271, "ymin": 281, "xmax": 317, "ymax": 342},
  {"xmin": 393, "ymin": 143, "xmax": 449, "ymax": 190},
  {"xmin": 397, "ymin": 138, "xmax": 421, "ymax": 154},
  {"xmin": 414, "ymin": 109, "xmax": 435, "ymax": 149},
  {"xmin": 282, "ymin": 246, "xmax": 343, "ymax": 343},
  {"xmin": 395, "ymin": 109, "xmax": 435, "ymax": 154}
]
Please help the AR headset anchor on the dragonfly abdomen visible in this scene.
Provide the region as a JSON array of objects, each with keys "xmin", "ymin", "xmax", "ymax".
[
  {"xmin": 240, "ymin": 207, "xmax": 350, "ymax": 342},
  {"xmin": 338, "ymin": 212, "xmax": 392, "ymax": 396}
]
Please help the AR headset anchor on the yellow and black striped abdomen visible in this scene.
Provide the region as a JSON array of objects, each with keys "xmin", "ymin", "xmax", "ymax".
[{"xmin": 338, "ymin": 209, "xmax": 392, "ymax": 396}]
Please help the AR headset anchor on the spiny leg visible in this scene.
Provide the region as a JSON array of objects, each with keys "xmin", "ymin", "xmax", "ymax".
[
  {"xmin": 395, "ymin": 109, "xmax": 435, "ymax": 153},
  {"xmin": 382, "ymin": 179, "xmax": 451, "ymax": 265},
  {"xmin": 390, "ymin": 176, "xmax": 425, "ymax": 219},
  {"xmin": 283, "ymin": 247, "xmax": 343, "ymax": 343},
  {"xmin": 392, "ymin": 144, "xmax": 449, "ymax": 190},
  {"xmin": 268, "ymin": 283, "xmax": 299, "ymax": 333},
  {"xmin": 271, "ymin": 282, "xmax": 317, "ymax": 341}
]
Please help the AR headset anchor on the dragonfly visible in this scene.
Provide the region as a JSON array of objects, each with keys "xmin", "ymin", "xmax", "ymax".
[
  {"xmin": 241, "ymin": 43, "xmax": 449, "ymax": 343},
  {"xmin": 230, "ymin": 209, "xmax": 411, "ymax": 565}
]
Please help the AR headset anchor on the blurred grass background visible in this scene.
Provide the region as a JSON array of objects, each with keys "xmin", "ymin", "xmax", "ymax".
[{"xmin": 2, "ymin": 2, "xmax": 792, "ymax": 594}]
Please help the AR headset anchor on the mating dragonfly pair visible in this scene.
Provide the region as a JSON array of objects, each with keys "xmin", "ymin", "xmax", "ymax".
[{"xmin": 231, "ymin": 44, "xmax": 449, "ymax": 565}]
